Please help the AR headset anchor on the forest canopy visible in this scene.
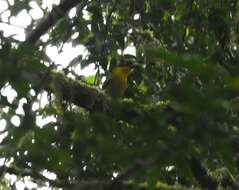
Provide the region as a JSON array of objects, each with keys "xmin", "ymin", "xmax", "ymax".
[{"xmin": 0, "ymin": 0, "xmax": 239, "ymax": 189}]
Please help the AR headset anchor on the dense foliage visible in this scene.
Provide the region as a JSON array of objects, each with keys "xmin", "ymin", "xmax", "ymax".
[{"xmin": 0, "ymin": 0, "xmax": 239, "ymax": 189}]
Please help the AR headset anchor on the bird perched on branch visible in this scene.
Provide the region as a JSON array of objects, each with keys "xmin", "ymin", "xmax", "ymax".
[
  {"xmin": 103, "ymin": 54, "xmax": 138, "ymax": 98},
  {"xmin": 103, "ymin": 65, "xmax": 133, "ymax": 98}
]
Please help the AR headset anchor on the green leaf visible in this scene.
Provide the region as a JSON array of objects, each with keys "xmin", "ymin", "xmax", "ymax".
[{"xmin": 84, "ymin": 75, "xmax": 96, "ymax": 85}]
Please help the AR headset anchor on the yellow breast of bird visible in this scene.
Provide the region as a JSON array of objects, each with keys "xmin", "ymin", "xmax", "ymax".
[{"xmin": 108, "ymin": 69, "xmax": 128, "ymax": 97}]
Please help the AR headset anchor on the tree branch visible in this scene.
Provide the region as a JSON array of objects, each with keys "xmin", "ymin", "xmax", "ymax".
[
  {"xmin": 25, "ymin": 0, "xmax": 88, "ymax": 44},
  {"xmin": 44, "ymin": 72, "xmax": 109, "ymax": 112}
]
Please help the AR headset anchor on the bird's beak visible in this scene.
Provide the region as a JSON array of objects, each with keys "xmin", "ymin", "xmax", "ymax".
[{"xmin": 131, "ymin": 63, "xmax": 140, "ymax": 68}]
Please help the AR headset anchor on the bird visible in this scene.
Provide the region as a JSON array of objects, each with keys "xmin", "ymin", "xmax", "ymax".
[{"xmin": 103, "ymin": 65, "xmax": 133, "ymax": 98}]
